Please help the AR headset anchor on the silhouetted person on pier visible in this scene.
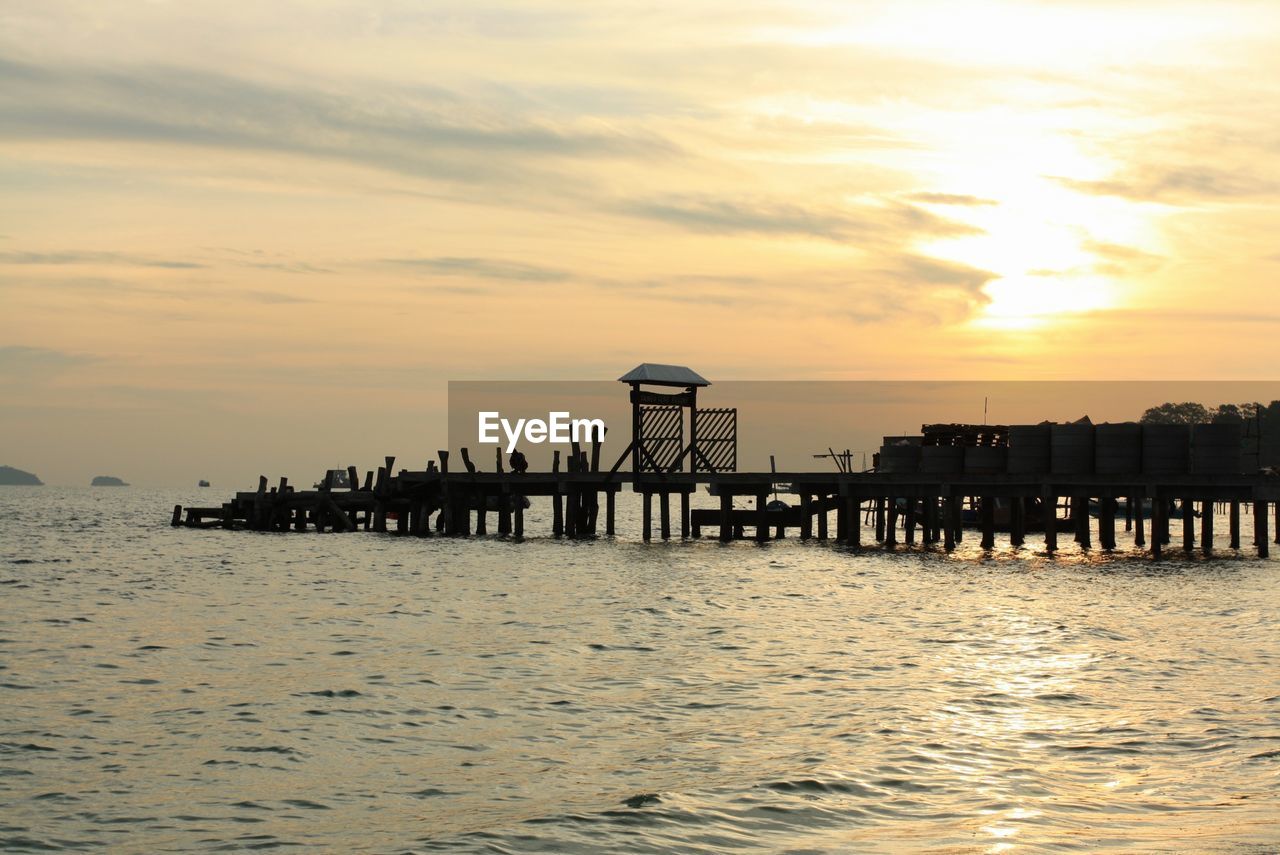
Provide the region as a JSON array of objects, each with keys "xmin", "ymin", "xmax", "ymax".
[{"xmin": 509, "ymin": 449, "xmax": 529, "ymax": 474}]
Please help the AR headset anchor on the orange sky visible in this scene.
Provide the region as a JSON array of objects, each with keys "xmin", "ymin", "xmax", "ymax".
[{"xmin": 2, "ymin": 1, "xmax": 1278, "ymax": 485}]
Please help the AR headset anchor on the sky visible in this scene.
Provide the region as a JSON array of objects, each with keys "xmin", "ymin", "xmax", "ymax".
[{"xmin": 1, "ymin": 1, "xmax": 1278, "ymax": 485}]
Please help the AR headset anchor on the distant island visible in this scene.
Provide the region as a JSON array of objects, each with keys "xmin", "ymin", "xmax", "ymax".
[
  {"xmin": 0, "ymin": 465, "xmax": 43, "ymax": 486},
  {"xmin": 91, "ymin": 475, "xmax": 129, "ymax": 487}
]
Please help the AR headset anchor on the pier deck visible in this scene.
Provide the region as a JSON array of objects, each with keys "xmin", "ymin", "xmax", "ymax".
[{"xmin": 173, "ymin": 460, "xmax": 1279, "ymax": 558}]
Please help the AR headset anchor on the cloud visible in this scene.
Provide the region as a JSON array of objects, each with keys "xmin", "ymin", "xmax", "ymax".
[
  {"xmin": 0, "ymin": 57, "xmax": 681, "ymax": 187},
  {"xmin": 906, "ymin": 192, "xmax": 999, "ymax": 206},
  {"xmin": 0, "ymin": 250, "xmax": 205, "ymax": 269},
  {"xmin": 1053, "ymin": 166, "xmax": 1280, "ymax": 202},
  {"xmin": 0, "ymin": 345, "xmax": 96, "ymax": 376},
  {"xmin": 384, "ymin": 256, "xmax": 571, "ymax": 282},
  {"xmin": 614, "ymin": 195, "xmax": 979, "ymax": 242}
]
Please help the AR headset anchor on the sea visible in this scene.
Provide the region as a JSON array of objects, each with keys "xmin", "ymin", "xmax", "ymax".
[{"xmin": 1, "ymin": 486, "xmax": 1277, "ymax": 853}]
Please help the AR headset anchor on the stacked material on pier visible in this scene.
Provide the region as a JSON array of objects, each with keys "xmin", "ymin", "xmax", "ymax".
[
  {"xmin": 1007, "ymin": 424, "xmax": 1052, "ymax": 473},
  {"xmin": 921, "ymin": 424, "xmax": 1009, "ymax": 448},
  {"xmin": 920, "ymin": 445, "xmax": 964, "ymax": 474},
  {"xmin": 964, "ymin": 446, "xmax": 1008, "ymax": 474},
  {"xmin": 1142, "ymin": 424, "xmax": 1191, "ymax": 474},
  {"xmin": 878, "ymin": 438, "xmax": 922, "ymax": 473},
  {"xmin": 1192, "ymin": 423, "xmax": 1244, "ymax": 474},
  {"xmin": 1051, "ymin": 421, "xmax": 1095, "ymax": 474},
  {"xmin": 1095, "ymin": 422, "xmax": 1143, "ymax": 474}
]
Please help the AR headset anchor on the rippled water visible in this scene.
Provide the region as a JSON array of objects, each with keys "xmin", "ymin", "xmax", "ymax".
[{"xmin": 1, "ymin": 487, "xmax": 1278, "ymax": 853}]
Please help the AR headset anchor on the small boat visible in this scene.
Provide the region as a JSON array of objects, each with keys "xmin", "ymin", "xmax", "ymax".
[{"xmin": 198, "ymin": 480, "xmax": 211, "ymax": 488}]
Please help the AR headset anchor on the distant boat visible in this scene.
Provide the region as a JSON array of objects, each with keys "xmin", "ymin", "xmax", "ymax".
[{"xmin": 198, "ymin": 480, "xmax": 211, "ymax": 488}]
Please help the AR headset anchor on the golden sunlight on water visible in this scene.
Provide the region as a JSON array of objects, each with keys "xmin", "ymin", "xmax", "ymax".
[{"xmin": 1, "ymin": 488, "xmax": 1277, "ymax": 853}]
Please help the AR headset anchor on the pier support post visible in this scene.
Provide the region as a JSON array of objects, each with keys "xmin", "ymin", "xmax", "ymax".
[
  {"xmin": 1182, "ymin": 499, "xmax": 1194, "ymax": 553},
  {"xmin": 660, "ymin": 492, "xmax": 671, "ymax": 541},
  {"xmin": 1100, "ymin": 497, "xmax": 1116, "ymax": 551},
  {"xmin": 1274, "ymin": 502, "xmax": 1279, "ymax": 545},
  {"xmin": 680, "ymin": 491, "xmax": 690, "ymax": 540},
  {"xmin": 1255, "ymin": 501, "xmax": 1269, "ymax": 557},
  {"xmin": 475, "ymin": 503, "xmax": 487, "ymax": 536},
  {"xmin": 1152, "ymin": 493, "xmax": 1164, "ymax": 558},
  {"xmin": 836, "ymin": 498, "xmax": 848, "ymax": 543},
  {"xmin": 1010, "ymin": 497, "xmax": 1025, "ymax": 547},
  {"xmin": 1042, "ymin": 488, "xmax": 1057, "ymax": 554},
  {"xmin": 1201, "ymin": 499, "xmax": 1214, "ymax": 556},
  {"xmin": 950, "ymin": 495, "xmax": 964, "ymax": 545},
  {"xmin": 904, "ymin": 501, "xmax": 917, "ymax": 545},
  {"xmin": 498, "ymin": 495, "xmax": 511, "ymax": 535},
  {"xmin": 1074, "ymin": 495, "xmax": 1090, "ymax": 547},
  {"xmin": 606, "ymin": 490, "xmax": 616, "ymax": 537},
  {"xmin": 980, "ymin": 496, "xmax": 995, "ymax": 550},
  {"xmin": 553, "ymin": 492, "xmax": 564, "ymax": 537},
  {"xmin": 1134, "ymin": 494, "xmax": 1145, "ymax": 547},
  {"xmin": 800, "ymin": 494, "xmax": 812, "ymax": 540},
  {"xmin": 719, "ymin": 493, "xmax": 732, "ymax": 542},
  {"xmin": 885, "ymin": 498, "xmax": 898, "ymax": 547},
  {"xmin": 1229, "ymin": 501, "xmax": 1240, "ymax": 549},
  {"xmin": 943, "ymin": 494, "xmax": 957, "ymax": 551},
  {"xmin": 565, "ymin": 488, "xmax": 579, "ymax": 538},
  {"xmin": 756, "ymin": 493, "xmax": 769, "ymax": 542},
  {"xmin": 642, "ymin": 492, "xmax": 652, "ymax": 542},
  {"xmin": 514, "ymin": 501, "xmax": 524, "ymax": 538},
  {"xmin": 875, "ymin": 498, "xmax": 886, "ymax": 542},
  {"xmin": 848, "ymin": 497, "xmax": 861, "ymax": 546},
  {"xmin": 817, "ymin": 496, "xmax": 828, "ymax": 541}
]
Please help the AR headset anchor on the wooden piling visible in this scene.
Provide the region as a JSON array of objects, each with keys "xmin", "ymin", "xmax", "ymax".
[
  {"xmin": 904, "ymin": 501, "xmax": 917, "ymax": 545},
  {"xmin": 1010, "ymin": 497, "xmax": 1025, "ymax": 547},
  {"xmin": 1201, "ymin": 499, "xmax": 1213, "ymax": 555},
  {"xmin": 1255, "ymin": 501, "xmax": 1269, "ymax": 557},
  {"xmin": 980, "ymin": 496, "xmax": 995, "ymax": 550},
  {"xmin": 1182, "ymin": 499, "xmax": 1194, "ymax": 553},
  {"xmin": 514, "ymin": 500, "xmax": 524, "ymax": 538},
  {"xmin": 719, "ymin": 493, "xmax": 732, "ymax": 542},
  {"xmin": 756, "ymin": 492, "xmax": 769, "ymax": 542},
  {"xmin": 847, "ymin": 497, "xmax": 861, "ymax": 546},
  {"xmin": 1134, "ymin": 495, "xmax": 1145, "ymax": 547},
  {"xmin": 817, "ymin": 497, "xmax": 828, "ymax": 541},
  {"xmin": 1151, "ymin": 494, "xmax": 1164, "ymax": 558},
  {"xmin": 680, "ymin": 491, "xmax": 690, "ymax": 539},
  {"xmin": 1229, "ymin": 501, "xmax": 1240, "ymax": 549},
  {"xmin": 885, "ymin": 498, "xmax": 898, "ymax": 547},
  {"xmin": 1100, "ymin": 497, "xmax": 1116, "ymax": 551},
  {"xmin": 874, "ymin": 497, "xmax": 886, "ymax": 542},
  {"xmin": 1042, "ymin": 488, "xmax": 1057, "ymax": 554},
  {"xmin": 800, "ymin": 494, "xmax": 812, "ymax": 540},
  {"xmin": 642, "ymin": 492, "xmax": 652, "ymax": 542},
  {"xmin": 660, "ymin": 492, "xmax": 671, "ymax": 540},
  {"xmin": 606, "ymin": 490, "xmax": 616, "ymax": 536}
]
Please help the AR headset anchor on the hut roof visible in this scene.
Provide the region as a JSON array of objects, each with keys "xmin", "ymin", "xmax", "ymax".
[{"xmin": 617, "ymin": 363, "xmax": 710, "ymax": 387}]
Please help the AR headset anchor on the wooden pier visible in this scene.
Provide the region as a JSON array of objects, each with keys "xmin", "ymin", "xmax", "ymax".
[
  {"xmin": 170, "ymin": 364, "xmax": 1279, "ymax": 559},
  {"xmin": 173, "ymin": 464, "xmax": 1279, "ymax": 559}
]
